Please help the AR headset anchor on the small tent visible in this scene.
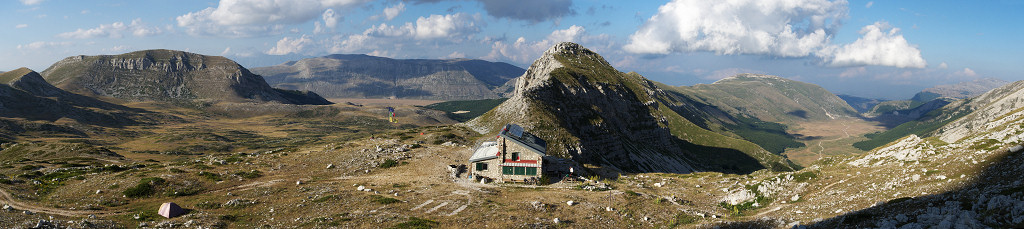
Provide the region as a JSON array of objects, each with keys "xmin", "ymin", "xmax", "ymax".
[{"xmin": 158, "ymin": 202, "xmax": 184, "ymax": 218}]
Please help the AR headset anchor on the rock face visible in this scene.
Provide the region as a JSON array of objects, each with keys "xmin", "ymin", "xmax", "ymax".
[
  {"xmin": 468, "ymin": 42, "xmax": 794, "ymax": 174},
  {"xmin": 849, "ymin": 135, "xmax": 932, "ymax": 166},
  {"xmin": 670, "ymin": 74, "xmax": 859, "ymax": 123},
  {"xmin": 251, "ymin": 54, "xmax": 524, "ymax": 100},
  {"xmin": 912, "ymin": 77, "xmax": 1008, "ymax": 102},
  {"xmin": 41, "ymin": 50, "xmax": 330, "ymax": 105}
]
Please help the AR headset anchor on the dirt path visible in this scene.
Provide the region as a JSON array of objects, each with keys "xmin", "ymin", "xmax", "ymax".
[
  {"xmin": 753, "ymin": 205, "xmax": 784, "ymax": 217},
  {"xmin": 814, "ymin": 120, "xmax": 851, "ymax": 160},
  {"xmin": 0, "ymin": 187, "xmax": 126, "ymax": 217}
]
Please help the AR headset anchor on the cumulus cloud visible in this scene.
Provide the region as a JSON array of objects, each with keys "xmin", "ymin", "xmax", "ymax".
[
  {"xmin": 15, "ymin": 24, "xmax": 28, "ymax": 29},
  {"xmin": 865, "ymin": 1, "xmax": 874, "ymax": 8},
  {"xmin": 484, "ymin": 25, "xmax": 610, "ymax": 64},
  {"xmin": 108, "ymin": 45, "xmax": 131, "ymax": 52},
  {"xmin": 820, "ymin": 22, "xmax": 926, "ymax": 68},
  {"xmin": 266, "ymin": 35, "xmax": 316, "ymax": 55},
  {"xmin": 19, "ymin": 0, "xmax": 43, "ymax": 5},
  {"xmin": 625, "ymin": 0, "xmax": 846, "ymax": 57},
  {"xmin": 314, "ymin": 9, "xmax": 341, "ymax": 34},
  {"xmin": 956, "ymin": 68, "xmax": 977, "ymax": 77},
  {"xmin": 16, "ymin": 41, "xmax": 72, "ymax": 50},
  {"xmin": 57, "ymin": 19, "xmax": 162, "ymax": 39},
  {"xmin": 176, "ymin": 0, "xmax": 370, "ymax": 37},
  {"xmin": 383, "ymin": 3, "xmax": 405, "ymax": 20},
  {"xmin": 364, "ymin": 13, "xmax": 482, "ymax": 39},
  {"xmin": 938, "ymin": 62, "xmax": 948, "ymax": 69},
  {"xmin": 626, "ymin": 0, "xmax": 928, "ymax": 69}
]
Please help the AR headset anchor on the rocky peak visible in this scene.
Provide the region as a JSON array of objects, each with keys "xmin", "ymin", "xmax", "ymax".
[{"xmin": 469, "ymin": 42, "xmax": 793, "ymax": 173}]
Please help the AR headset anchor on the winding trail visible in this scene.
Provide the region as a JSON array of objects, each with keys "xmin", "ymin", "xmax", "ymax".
[
  {"xmin": 815, "ymin": 120, "xmax": 852, "ymax": 160},
  {"xmin": 0, "ymin": 187, "xmax": 127, "ymax": 217}
]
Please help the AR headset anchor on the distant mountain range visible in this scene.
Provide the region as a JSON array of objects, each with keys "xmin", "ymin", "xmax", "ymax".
[
  {"xmin": 668, "ymin": 74, "xmax": 859, "ymax": 124},
  {"xmin": 41, "ymin": 50, "xmax": 330, "ymax": 105},
  {"xmin": 250, "ymin": 54, "xmax": 525, "ymax": 100},
  {"xmin": 467, "ymin": 42, "xmax": 796, "ymax": 174},
  {"xmin": 837, "ymin": 94, "xmax": 886, "ymax": 113},
  {"xmin": 911, "ymin": 77, "xmax": 1008, "ymax": 102}
]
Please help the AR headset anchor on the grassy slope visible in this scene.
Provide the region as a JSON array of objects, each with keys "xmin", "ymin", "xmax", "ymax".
[
  {"xmin": 854, "ymin": 102, "xmax": 972, "ymax": 151},
  {"xmin": 658, "ymin": 83, "xmax": 805, "ymax": 154}
]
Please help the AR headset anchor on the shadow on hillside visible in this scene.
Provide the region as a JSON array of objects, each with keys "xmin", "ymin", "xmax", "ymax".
[{"xmin": 713, "ymin": 145, "xmax": 1024, "ymax": 228}]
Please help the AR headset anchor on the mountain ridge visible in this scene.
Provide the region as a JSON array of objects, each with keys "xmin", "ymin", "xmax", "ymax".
[
  {"xmin": 40, "ymin": 49, "xmax": 330, "ymax": 105},
  {"xmin": 251, "ymin": 54, "xmax": 524, "ymax": 100}
]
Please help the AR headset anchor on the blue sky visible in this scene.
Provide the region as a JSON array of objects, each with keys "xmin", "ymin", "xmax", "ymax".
[{"xmin": 2, "ymin": 0, "xmax": 1022, "ymax": 99}]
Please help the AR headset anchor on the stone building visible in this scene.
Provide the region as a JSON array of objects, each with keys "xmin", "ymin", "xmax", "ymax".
[{"xmin": 468, "ymin": 124, "xmax": 547, "ymax": 183}]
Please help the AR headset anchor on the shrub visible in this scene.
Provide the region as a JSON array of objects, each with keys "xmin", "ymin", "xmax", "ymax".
[
  {"xmin": 234, "ymin": 170, "xmax": 262, "ymax": 179},
  {"xmin": 123, "ymin": 177, "xmax": 165, "ymax": 198},
  {"xmin": 379, "ymin": 159, "xmax": 399, "ymax": 169}
]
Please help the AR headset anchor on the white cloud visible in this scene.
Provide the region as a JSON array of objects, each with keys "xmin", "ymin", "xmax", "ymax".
[
  {"xmin": 176, "ymin": 0, "xmax": 370, "ymax": 37},
  {"xmin": 484, "ymin": 25, "xmax": 610, "ymax": 64},
  {"xmin": 57, "ymin": 18, "xmax": 162, "ymax": 39},
  {"xmin": 627, "ymin": 0, "xmax": 928, "ymax": 69},
  {"xmin": 821, "ymin": 22, "xmax": 926, "ymax": 68},
  {"xmin": 957, "ymin": 68, "xmax": 977, "ymax": 77},
  {"xmin": 220, "ymin": 47, "xmax": 232, "ymax": 56},
  {"xmin": 15, "ymin": 24, "xmax": 28, "ymax": 29},
  {"xmin": 447, "ymin": 51, "xmax": 466, "ymax": 59},
  {"xmin": 108, "ymin": 45, "xmax": 131, "ymax": 52},
  {"xmin": 625, "ymin": 0, "xmax": 846, "ymax": 57},
  {"xmin": 266, "ymin": 35, "xmax": 316, "ymax": 55},
  {"xmin": 314, "ymin": 9, "xmax": 341, "ymax": 34},
  {"xmin": 16, "ymin": 41, "xmax": 72, "ymax": 50},
  {"xmin": 865, "ymin": 1, "xmax": 874, "ymax": 8},
  {"xmin": 938, "ymin": 62, "xmax": 948, "ymax": 69},
  {"xmin": 19, "ymin": 0, "xmax": 43, "ymax": 5},
  {"xmin": 383, "ymin": 3, "xmax": 405, "ymax": 21},
  {"xmin": 364, "ymin": 13, "xmax": 482, "ymax": 40}
]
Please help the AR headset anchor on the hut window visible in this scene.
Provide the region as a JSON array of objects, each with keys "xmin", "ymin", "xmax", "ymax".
[
  {"xmin": 476, "ymin": 163, "xmax": 487, "ymax": 171},
  {"xmin": 503, "ymin": 166, "xmax": 514, "ymax": 175},
  {"xmin": 526, "ymin": 167, "xmax": 537, "ymax": 176}
]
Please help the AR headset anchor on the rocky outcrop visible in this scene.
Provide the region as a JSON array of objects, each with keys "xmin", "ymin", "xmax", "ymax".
[
  {"xmin": 251, "ymin": 54, "xmax": 524, "ymax": 100},
  {"xmin": 849, "ymin": 135, "xmax": 934, "ymax": 166},
  {"xmin": 41, "ymin": 50, "xmax": 330, "ymax": 105},
  {"xmin": 937, "ymin": 80, "xmax": 1024, "ymax": 143},
  {"xmin": 468, "ymin": 42, "xmax": 794, "ymax": 174}
]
